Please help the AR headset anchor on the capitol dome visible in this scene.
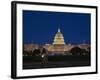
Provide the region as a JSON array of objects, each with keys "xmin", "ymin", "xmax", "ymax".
[{"xmin": 53, "ymin": 28, "xmax": 65, "ymax": 45}]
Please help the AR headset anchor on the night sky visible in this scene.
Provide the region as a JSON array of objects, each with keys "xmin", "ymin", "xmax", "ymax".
[{"xmin": 23, "ymin": 10, "xmax": 91, "ymax": 45}]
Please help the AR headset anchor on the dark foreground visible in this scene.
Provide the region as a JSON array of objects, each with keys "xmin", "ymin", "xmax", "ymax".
[{"xmin": 23, "ymin": 55, "xmax": 90, "ymax": 69}]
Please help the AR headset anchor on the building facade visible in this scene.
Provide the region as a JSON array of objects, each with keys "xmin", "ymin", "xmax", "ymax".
[
  {"xmin": 24, "ymin": 28, "xmax": 90, "ymax": 55},
  {"xmin": 44, "ymin": 28, "xmax": 74, "ymax": 54}
]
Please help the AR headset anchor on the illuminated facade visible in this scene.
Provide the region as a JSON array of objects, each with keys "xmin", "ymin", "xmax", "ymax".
[
  {"xmin": 53, "ymin": 28, "xmax": 65, "ymax": 45},
  {"xmin": 24, "ymin": 44, "xmax": 39, "ymax": 52},
  {"xmin": 44, "ymin": 28, "xmax": 73, "ymax": 54},
  {"xmin": 24, "ymin": 28, "xmax": 90, "ymax": 55}
]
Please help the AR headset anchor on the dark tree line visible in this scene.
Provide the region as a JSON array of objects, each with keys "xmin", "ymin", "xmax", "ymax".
[
  {"xmin": 23, "ymin": 47, "xmax": 90, "ymax": 56},
  {"xmin": 70, "ymin": 47, "xmax": 90, "ymax": 56},
  {"xmin": 23, "ymin": 49, "xmax": 42, "ymax": 56}
]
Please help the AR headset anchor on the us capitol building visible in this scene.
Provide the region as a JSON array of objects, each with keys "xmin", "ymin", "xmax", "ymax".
[
  {"xmin": 24, "ymin": 28, "xmax": 90, "ymax": 55},
  {"xmin": 43, "ymin": 28, "xmax": 74, "ymax": 54}
]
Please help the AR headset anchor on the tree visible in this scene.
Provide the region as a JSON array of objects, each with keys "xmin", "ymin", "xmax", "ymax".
[
  {"xmin": 23, "ymin": 51, "xmax": 28, "ymax": 56},
  {"xmin": 32, "ymin": 49, "xmax": 41, "ymax": 56},
  {"xmin": 70, "ymin": 47, "xmax": 81, "ymax": 55},
  {"xmin": 87, "ymin": 46, "xmax": 91, "ymax": 54},
  {"xmin": 23, "ymin": 51, "xmax": 32, "ymax": 56},
  {"xmin": 80, "ymin": 49, "xmax": 87, "ymax": 55},
  {"xmin": 41, "ymin": 48, "xmax": 48, "ymax": 64}
]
